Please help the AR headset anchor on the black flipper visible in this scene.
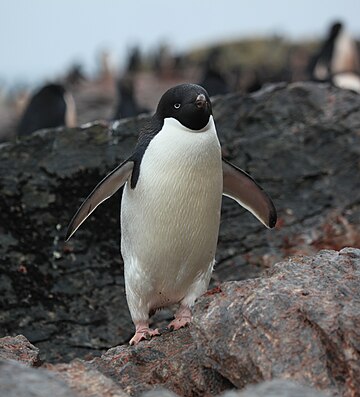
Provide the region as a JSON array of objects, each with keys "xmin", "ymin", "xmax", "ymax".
[
  {"xmin": 66, "ymin": 160, "xmax": 134, "ymax": 240},
  {"xmin": 222, "ymin": 159, "xmax": 277, "ymax": 228}
]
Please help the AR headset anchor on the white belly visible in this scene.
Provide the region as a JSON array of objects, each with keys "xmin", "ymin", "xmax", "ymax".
[{"xmin": 121, "ymin": 116, "xmax": 222, "ymax": 319}]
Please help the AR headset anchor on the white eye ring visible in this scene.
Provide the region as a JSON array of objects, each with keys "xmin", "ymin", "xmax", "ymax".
[{"xmin": 174, "ymin": 103, "xmax": 181, "ymax": 109}]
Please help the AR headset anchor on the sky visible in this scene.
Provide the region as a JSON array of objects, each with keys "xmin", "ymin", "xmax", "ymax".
[{"xmin": 1, "ymin": 0, "xmax": 360, "ymax": 87}]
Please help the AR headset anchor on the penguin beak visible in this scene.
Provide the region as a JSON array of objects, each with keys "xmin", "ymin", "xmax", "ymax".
[{"xmin": 195, "ymin": 94, "xmax": 207, "ymax": 109}]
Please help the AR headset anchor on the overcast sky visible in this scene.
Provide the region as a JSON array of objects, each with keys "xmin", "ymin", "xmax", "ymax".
[{"xmin": 1, "ymin": 0, "xmax": 359, "ymax": 86}]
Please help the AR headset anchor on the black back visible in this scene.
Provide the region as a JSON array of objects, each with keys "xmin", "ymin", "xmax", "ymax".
[
  {"xmin": 308, "ymin": 22, "xmax": 343, "ymax": 81},
  {"xmin": 17, "ymin": 84, "xmax": 67, "ymax": 137},
  {"xmin": 199, "ymin": 48, "xmax": 229, "ymax": 96},
  {"xmin": 113, "ymin": 77, "xmax": 148, "ymax": 120}
]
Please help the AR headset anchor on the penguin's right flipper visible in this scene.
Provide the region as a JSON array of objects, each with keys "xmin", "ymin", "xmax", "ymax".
[{"xmin": 66, "ymin": 160, "xmax": 134, "ymax": 241}]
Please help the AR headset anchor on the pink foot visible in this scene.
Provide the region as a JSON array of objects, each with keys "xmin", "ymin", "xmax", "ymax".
[
  {"xmin": 168, "ymin": 306, "xmax": 192, "ymax": 331},
  {"xmin": 129, "ymin": 323, "xmax": 160, "ymax": 345}
]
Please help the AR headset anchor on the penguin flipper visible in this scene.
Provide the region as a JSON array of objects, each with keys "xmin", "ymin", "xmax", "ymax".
[
  {"xmin": 66, "ymin": 160, "xmax": 134, "ymax": 241},
  {"xmin": 222, "ymin": 159, "xmax": 277, "ymax": 228}
]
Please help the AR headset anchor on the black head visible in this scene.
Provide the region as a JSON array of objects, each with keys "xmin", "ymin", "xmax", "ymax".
[
  {"xmin": 155, "ymin": 84, "xmax": 212, "ymax": 130},
  {"xmin": 329, "ymin": 21, "xmax": 343, "ymax": 39}
]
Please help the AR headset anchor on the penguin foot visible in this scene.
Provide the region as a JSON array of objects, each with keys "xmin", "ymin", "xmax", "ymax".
[
  {"xmin": 168, "ymin": 306, "xmax": 192, "ymax": 331},
  {"xmin": 129, "ymin": 324, "xmax": 160, "ymax": 345}
]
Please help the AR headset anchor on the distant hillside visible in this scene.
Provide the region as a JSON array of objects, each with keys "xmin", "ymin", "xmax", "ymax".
[{"xmin": 187, "ymin": 37, "xmax": 320, "ymax": 70}]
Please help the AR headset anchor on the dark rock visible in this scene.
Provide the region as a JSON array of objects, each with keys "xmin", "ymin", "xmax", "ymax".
[
  {"xmin": 192, "ymin": 247, "xmax": 360, "ymax": 397},
  {"xmin": 0, "ymin": 82, "xmax": 360, "ymax": 362},
  {"xmin": 221, "ymin": 379, "xmax": 329, "ymax": 397},
  {"xmin": 0, "ymin": 359, "xmax": 78, "ymax": 397},
  {"xmin": 0, "ymin": 334, "xmax": 41, "ymax": 366}
]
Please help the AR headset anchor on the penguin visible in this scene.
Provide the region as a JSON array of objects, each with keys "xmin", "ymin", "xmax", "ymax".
[
  {"xmin": 66, "ymin": 83, "xmax": 277, "ymax": 345},
  {"xmin": 308, "ymin": 22, "xmax": 360, "ymax": 92},
  {"xmin": 112, "ymin": 76, "xmax": 149, "ymax": 120},
  {"xmin": 199, "ymin": 47, "xmax": 229, "ymax": 97},
  {"xmin": 17, "ymin": 83, "xmax": 76, "ymax": 137}
]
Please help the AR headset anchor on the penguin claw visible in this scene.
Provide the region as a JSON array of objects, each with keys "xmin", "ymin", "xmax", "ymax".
[
  {"xmin": 129, "ymin": 327, "xmax": 160, "ymax": 345},
  {"xmin": 167, "ymin": 316, "xmax": 191, "ymax": 331},
  {"xmin": 167, "ymin": 305, "xmax": 192, "ymax": 331}
]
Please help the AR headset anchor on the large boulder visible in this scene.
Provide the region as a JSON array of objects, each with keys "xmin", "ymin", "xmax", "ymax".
[
  {"xmin": 0, "ymin": 82, "xmax": 359, "ymax": 362},
  {"xmin": 0, "ymin": 359, "xmax": 78, "ymax": 397},
  {"xmin": 192, "ymin": 247, "xmax": 360, "ymax": 397}
]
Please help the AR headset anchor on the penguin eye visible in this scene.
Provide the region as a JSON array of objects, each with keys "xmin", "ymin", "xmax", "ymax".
[{"xmin": 174, "ymin": 103, "xmax": 181, "ymax": 109}]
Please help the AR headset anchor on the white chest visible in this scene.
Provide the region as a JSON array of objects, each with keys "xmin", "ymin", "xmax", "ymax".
[{"xmin": 120, "ymin": 116, "xmax": 222, "ymax": 301}]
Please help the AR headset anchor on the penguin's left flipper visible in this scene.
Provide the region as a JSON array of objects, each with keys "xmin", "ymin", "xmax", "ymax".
[
  {"xmin": 222, "ymin": 159, "xmax": 277, "ymax": 228},
  {"xmin": 65, "ymin": 160, "xmax": 134, "ymax": 241}
]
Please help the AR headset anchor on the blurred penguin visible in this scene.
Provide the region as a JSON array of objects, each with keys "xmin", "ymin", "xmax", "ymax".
[
  {"xmin": 308, "ymin": 21, "xmax": 360, "ymax": 92},
  {"xmin": 65, "ymin": 63, "xmax": 86, "ymax": 87},
  {"xmin": 199, "ymin": 47, "xmax": 229, "ymax": 97},
  {"xmin": 17, "ymin": 83, "xmax": 76, "ymax": 137},
  {"xmin": 112, "ymin": 76, "xmax": 148, "ymax": 120},
  {"xmin": 97, "ymin": 49, "xmax": 117, "ymax": 94},
  {"xmin": 126, "ymin": 46, "xmax": 142, "ymax": 73}
]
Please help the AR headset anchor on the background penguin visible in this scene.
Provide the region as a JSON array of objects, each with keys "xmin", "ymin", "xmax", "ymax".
[
  {"xmin": 17, "ymin": 83, "xmax": 76, "ymax": 137},
  {"xmin": 112, "ymin": 76, "xmax": 149, "ymax": 120},
  {"xmin": 308, "ymin": 21, "xmax": 360, "ymax": 92},
  {"xmin": 199, "ymin": 47, "xmax": 230, "ymax": 96},
  {"xmin": 66, "ymin": 83, "xmax": 277, "ymax": 345}
]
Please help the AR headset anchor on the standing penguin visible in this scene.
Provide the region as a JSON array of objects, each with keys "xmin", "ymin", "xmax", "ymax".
[
  {"xmin": 17, "ymin": 83, "xmax": 76, "ymax": 137},
  {"xmin": 66, "ymin": 83, "xmax": 277, "ymax": 345},
  {"xmin": 112, "ymin": 76, "xmax": 149, "ymax": 120},
  {"xmin": 308, "ymin": 22, "xmax": 360, "ymax": 92}
]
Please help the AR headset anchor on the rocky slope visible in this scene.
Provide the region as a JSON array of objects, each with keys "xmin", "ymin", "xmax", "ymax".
[{"xmin": 1, "ymin": 248, "xmax": 359, "ymax": 396}]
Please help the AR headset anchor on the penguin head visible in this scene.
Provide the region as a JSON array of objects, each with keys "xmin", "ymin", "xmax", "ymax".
[
  {"xmin": 156, "ymin": 84, "xmax": 212, "ymax": 131},
  {"xmin": 329, "ymin": 21, "xmax": 342, "ymax": 40}
]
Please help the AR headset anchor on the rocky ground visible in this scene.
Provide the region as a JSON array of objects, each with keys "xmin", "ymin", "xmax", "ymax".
[
  {"xmin": 0, "ymin": 82, "xmax": 360, "ymax": 396},
  {"xmin": 1, "ymin": 248, "xmax": 359, "ymax": 396}
]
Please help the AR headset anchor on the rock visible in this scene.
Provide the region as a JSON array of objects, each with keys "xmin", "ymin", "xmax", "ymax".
[
  {"xmin": 221, "ymin": 379, "xmax": 329, "ymax": 397},
  {"xmin": 192, "ymin": 247, "xmax": 360, "ymax": 397},
  {"xmin": 141, "ymin": 389, "xmax": 181, "ymax": 397},
  {"xmin": 0, "ymin": 82, "xmax": 360, "ymax": 362},
  {"xmin": 47, "ymin": 359, "xmax": 127, "ymax": 397},
  {"xmin": 0, "ymin": 359, "xmax": 78, "ymax": 397},
  {"xmin": 48, "ymin": 327, "xmax": 232, "ymax": 397},
  {"xmin": 2, "ymin": 249, "xmax": 358, "ymax": 396},
  {"xmin": 0, "ymin": 334, "xmax": 41, "ymax": 366}
]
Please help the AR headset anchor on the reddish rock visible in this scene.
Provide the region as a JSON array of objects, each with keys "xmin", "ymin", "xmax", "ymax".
[
  {"xmin": 80, "ymin": 328, "xmax": 230, "ymax": 396},
  {"xmin": 192, "ymin": 248, "xmax": 360, "ymax": 397},
  {"xmin": 47, "ymin": 359, "xmax": 127, "ymax": 397},
  {"xmin": 45, "ymin": 327, "xmax": 230, "ymax": 396},
  {"xmin": 0, "ymin": 334, "xmax": 41, "ymax": 366},
  {"xmin": 2, "ymin": 249, "xmax": 360, "ymax": 396}
]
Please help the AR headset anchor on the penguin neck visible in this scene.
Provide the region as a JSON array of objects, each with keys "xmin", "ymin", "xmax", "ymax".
[
  {"xmin": 147, "ymin": 115, "xmax": 220, "ymax": 168},
  {"xmin": 163, "ymin": 115, "xmax": 215, "ymax": 134}
]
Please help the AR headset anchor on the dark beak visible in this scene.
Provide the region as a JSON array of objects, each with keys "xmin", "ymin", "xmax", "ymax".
[{"xmin": 195, "ymin": 94, "xmax": 207, "ymax": 109}]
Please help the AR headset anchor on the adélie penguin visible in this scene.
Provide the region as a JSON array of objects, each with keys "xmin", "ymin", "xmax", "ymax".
[
  {"xmin": 66, "ymin": 83, "xmax": 277, "ymax": 345},
  {"xmin": 17, "ymin": 83, "xmax": 76, "ymax": 137}
]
